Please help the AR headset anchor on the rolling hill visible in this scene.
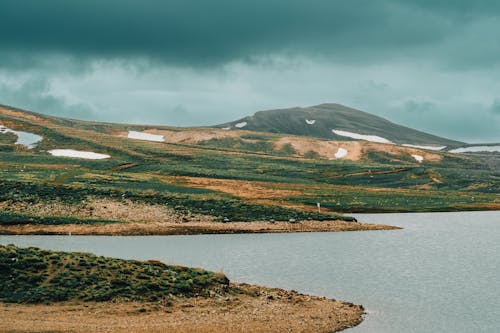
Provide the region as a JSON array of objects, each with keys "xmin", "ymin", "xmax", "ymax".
[
  {"xmin": 0, "ymin": 102, "xmax": 499, "ymax": 233},
  {"xmin": 216, "ymin": 103, "xmax": 464, "ymax": 149}
]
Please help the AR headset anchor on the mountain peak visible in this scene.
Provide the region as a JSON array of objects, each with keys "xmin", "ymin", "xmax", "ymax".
[{"xmin": 217, "ymin": 103, "xmax": 463, "ymax": 147}]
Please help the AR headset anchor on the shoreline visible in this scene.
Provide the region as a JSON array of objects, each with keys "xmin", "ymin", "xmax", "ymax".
[
  {"xmin": 1, "ymin": 284, "xmax": 365, "ymax": 333},
  {"xmin": 1, "ymin": 245, "xmax": 365, "ymax": 332},
  {"xmin": 0, "ymin": 220, "xmax": 400, "ymax": 236}
]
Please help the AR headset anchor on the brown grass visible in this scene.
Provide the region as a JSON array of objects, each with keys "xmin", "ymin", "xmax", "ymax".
[
  {"xmin": 0, "ymin": 108, "xmax": 54, "ymax": 126},
  {"xmin": 0, "ymin": 284, "xmax": 364, "ymax": 333},
  {"xmin": 178, "ymin": 176, "xmax": 300, "ymax": 200}
]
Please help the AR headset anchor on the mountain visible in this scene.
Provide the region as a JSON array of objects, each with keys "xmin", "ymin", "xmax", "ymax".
[{"xmin": 216, "ymin": 103, "xmax": 463, "ymax": 148}]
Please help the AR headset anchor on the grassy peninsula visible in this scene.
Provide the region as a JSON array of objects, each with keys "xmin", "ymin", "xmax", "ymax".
[{"xmin": 0, "ymin": 245, "xmax": 364, "ymax": 332}]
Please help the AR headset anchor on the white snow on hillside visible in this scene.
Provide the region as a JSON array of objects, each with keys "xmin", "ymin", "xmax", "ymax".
[
  {"xmin": 411, "ymin": 154, "xmax": 424, "ymax": 163},
  {"xmin": 222, "ymin": 127, "xmax": 231, "ymax": 130},
  {"xmin": 334, "ymin": 148, "xmax": 348, "ymax": 158},
  {"xmin": 449, "ymin": 146, "xmax": 500, "ymax": 153},
  {"xmin": 403, "ymin": 144, "xmax": 446, "ymax": 151},
  {"xmin": 48, "ymin": 149, "xmax": 111, "ymax": 159},
  {"xmin": 127, "ymin": 131, "xmax": 164, "ymax": 142},
  {"xmin": 332, "ymin": 129, "xmax": 393, "ymax": 144},
  {"xmin": 305, "ymin": 119, "xmax": 316, "ymax": 125},
  {"xmin": 234, "ymin": 122, "xmax": 247, "ymax": 128},
  {"xmin": 0, "ymin": 125, "xmax": 42, "ymax": 149}
]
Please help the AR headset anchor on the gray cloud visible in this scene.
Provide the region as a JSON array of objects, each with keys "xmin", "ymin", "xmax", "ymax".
[
  {"xmin": 0, "ymin": 1, "xmax": 499, "ymax": 142},
  {"xmin": 0, "ymin": 76, "xmax": 95, "ymax": 119},
  {"xmin": 492, "ymin": 99, "xmax": 500, "ymax": 114},
  {"xmin": 1, "ymin": 0, "xmax": 500, "ymax": 69},
  {"xmin": 391, "ymin": 100, "xmax": 500, "ymax": 143}
]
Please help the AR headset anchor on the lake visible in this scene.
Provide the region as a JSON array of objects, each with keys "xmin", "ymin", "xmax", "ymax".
[{"xmin": 1, "ymin": 211, "xmax": 499, "ymax": 333}]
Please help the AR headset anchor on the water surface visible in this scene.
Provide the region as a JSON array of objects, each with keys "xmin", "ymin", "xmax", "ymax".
[{"xmin": 1, "ymin": 211, "xmax": 499, "ymax": 333}]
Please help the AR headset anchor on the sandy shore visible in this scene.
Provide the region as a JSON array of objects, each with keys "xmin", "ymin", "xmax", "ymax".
[
  {"xmin": 0, "ymin": 283, "xmax": 364, "ymax": 333},
  {"xmin": 0, "ymin": 220, "xmax": 399, "ymax": 236}
]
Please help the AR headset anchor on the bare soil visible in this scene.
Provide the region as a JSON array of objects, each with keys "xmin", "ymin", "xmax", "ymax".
[
  {"xmin": 117, "ymin": 128, "xmax": 243, "ymax": 145},
  {"xmin": 274, "ymin": 136, "xmax": 363, "ymax": 160},
  {"xmin": 0, "ymin": 220, "xmax": 399, "ymax": 236},
  {"xmin": 274, "ymin": 136, "xmax": 443, "ymax": 162},
  {"xmin": 0, "ymin": 284, "xmax": 364, "ymax": 333}
]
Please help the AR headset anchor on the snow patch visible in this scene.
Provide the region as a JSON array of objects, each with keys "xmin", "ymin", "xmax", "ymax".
[
  {"xmin": 305, "ymin": 119, "xmax": 316, "ymax": 125},
  {"xmin": 234, "ymin": 122, "xmax": 247, "ymax": 128},
  {"xmin": 449, "ymin": 146, "xmax": 500, "ymax": 153},
  {"xmin": 411, "ymin": 154, "xmax": 424, "ymax": 163},
  {"xmin": 0, "ymin": 125, "xmax": 43, "ymax": 149},
  {"xmin": 127, "ymin": 131, "xmax": 164, "ymax": 142},
  {"xmin": 222, "ymin": 127, "xmax": 231, "ymax": 130},
  {"xmin": 332, "ymin": 129, "xmax": 393, "ymax": 144},
  {"xmin": 334, "ymin": 148, "xmax": 348, "ymax": 158},
  {"xmin": 48, "ymin": 149, "xmax": 110, "ymax": 159},
  {"xmin": 403, "ymin": 144, "xmax": 446, "ymax": 151}
]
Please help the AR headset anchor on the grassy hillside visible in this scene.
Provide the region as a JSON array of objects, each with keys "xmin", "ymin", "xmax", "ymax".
[
  {"xmin": 216, "ymin": 103, "xmax": 463, "ymax": 147},
  {"xmin": 0, "ymin": 103, "xmax": 498, "ymax": 228},
  {"xmin": 0, "ymin": 244, "xmax": 229, "ymax": 303}
]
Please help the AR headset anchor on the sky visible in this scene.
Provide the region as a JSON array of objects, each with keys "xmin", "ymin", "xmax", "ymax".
[{"xmin": 1, "ymin": 0, "xmax": 499, "ymax": 143}]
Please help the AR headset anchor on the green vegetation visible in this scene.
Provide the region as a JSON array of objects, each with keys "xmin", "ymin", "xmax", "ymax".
[
  {"xmin": 0, "ymin": 245, "xmax": 229, "ymax": 303},
  {"xmin": 0, "ymin": 179, "xmax": 351, "ymax": 223},
  {"xmin": 0, "ymin": 104, "xmax": 498, "ymax": 228},
  {"xmin": 0, "ymin": 212, "xmax": 117, "ymax": 226},
  {"xmin": 291, "ymin": 189, "xmax": 491, "ymax": 213}
]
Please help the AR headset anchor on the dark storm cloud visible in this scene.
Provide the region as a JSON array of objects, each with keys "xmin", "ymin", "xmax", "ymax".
[
  {"xmin": 1, "ymin": 1, "xmax": 499, "ymax": 142},
  {"xmin": 1, "ymin": 0, "xmax": 499, "ymax": 68}
]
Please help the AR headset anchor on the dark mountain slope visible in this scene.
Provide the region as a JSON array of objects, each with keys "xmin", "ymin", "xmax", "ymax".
[{"xmin": 217, "ymin": 103, "xmax": 463, "ymax": 147}]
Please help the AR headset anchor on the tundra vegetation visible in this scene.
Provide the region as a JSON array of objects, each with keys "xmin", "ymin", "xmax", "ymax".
[
  {"xmin": 0, "ymin": 244, "xmax": 366, "ymax": 333},
  {"xmin": 0, "ymin": 244, "xmax": 230, "ymax": 303},
  {"xmin": 0, "ymin": 104, "xmax": 499, "ymax": 228}
]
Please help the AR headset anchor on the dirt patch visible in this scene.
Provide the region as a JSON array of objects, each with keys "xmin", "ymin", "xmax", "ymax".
[
  {"xmin": 0, "ymin": 220, "xmax": 400, "ymax": 236},
  {"xmin": 116, "ymin": 128, "xmax": 244, "ymax": 145},
  {"xmin": 274, "ymin": 137, "xmax": 363, "ymax": 160},
  {"xmin": 459, "ymin": 202, "xmax": 500, "ymax": 210},
  {"xmin": 273, "ymin": 136, "xmax": 444, "ymax": 162},
  {"xmin": 361, "ymin": 142, "xmax": 443, "ymax": 162},
  {"xmin": 0, "ymin": 283, "xmax": 364, "ymax": 333}
]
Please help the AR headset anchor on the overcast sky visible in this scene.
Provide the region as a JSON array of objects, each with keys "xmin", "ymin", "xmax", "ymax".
[{"xmin": 1, "ymin": 0, "xmax": 499, "ymax": 142}]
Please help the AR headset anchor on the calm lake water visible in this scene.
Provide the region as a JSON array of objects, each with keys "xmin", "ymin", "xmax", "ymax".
[{"xmin": 1, "ymin": 211, "xmax": 499, "ymax": 333}]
